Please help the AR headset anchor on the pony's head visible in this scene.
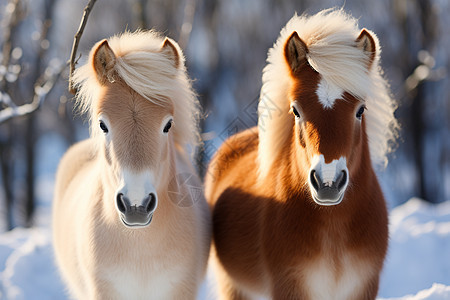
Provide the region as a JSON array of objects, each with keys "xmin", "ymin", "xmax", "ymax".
[
  {"xmin": 286, "ymin": 29, "xmax": 375, "ymax": 206},
  {"xmin": 73, "ymin": 31, "xmax": 200, "ymax": 227},
  {"xmin": 258, "ymin": 9, "xmax": 398, "ymax": 206}
]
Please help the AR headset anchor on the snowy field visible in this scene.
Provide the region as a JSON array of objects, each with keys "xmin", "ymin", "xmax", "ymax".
[{"xmin": 0, "ymin": 197, "xmax": 449, "ymax": 299}]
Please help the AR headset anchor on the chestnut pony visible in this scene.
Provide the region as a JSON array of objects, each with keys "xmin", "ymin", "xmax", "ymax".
[
  {"xmin": 53, "ymin": 31, "xmax": 210, "ymax": 299},
  {"xmin": 206, "ymin": 9, "xmax": 398, "ymax": 300}
]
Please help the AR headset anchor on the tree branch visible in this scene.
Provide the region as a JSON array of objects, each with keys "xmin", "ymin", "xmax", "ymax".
[
  {"xmin": 0, "ymin": 62, "xmax": 67, "ymax": 123},
  {"xmin": 68, "ymin": 0, "xmax": 98, "ymax": 94}
]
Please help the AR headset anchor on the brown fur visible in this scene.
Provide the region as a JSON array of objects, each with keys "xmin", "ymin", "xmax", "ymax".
[
  {"xmin": 205, "ymin": 28, "xmax": 388, "ymax": 300},
  {"xmin": 285, "ymin": 32, "xmax": 308, "ymax": 73}
]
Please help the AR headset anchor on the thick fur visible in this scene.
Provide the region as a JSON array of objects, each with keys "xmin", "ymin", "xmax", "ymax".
[
  {"xmin": 73, "ymin": 30, "xmax": 200, "ymax": 150},
  {"xmin": 206, "ymin": 8, "xmax": 394, "ymax": 300},
  {"xmin": 258, "ymin": 8, "xmax": 398, "ymax": 180},
  {"xmin": 53, "ymin": 31, "xmax": 210, "ymax": 299}
]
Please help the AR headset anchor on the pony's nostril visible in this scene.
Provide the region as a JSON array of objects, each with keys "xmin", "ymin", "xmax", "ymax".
[
  {"xmin": 336, "ymin": 171, "xmax": 347, "ymax": 191},
  {"xmin": 310, "ymin": 170, "xmax": 321, "ymax": 191},
  {"xmin": 145, "ymin": 193, "xmax": 157, "ymax": 213},
  {"xmin": 116, "ymin": 193, "xmax": 127, "ymax": 213}
]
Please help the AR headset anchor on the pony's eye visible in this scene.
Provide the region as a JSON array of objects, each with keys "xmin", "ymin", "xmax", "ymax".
[
  {"xmin": 356, "ymin": 105, "xmax": 366, "ymax": 120},
  {"xmin": 292, "ymin": 106, "xmax": 301, "ymax": 119},
  {"xmin": 99, "ymin": 121, "xmax": 109, "ymax": 133},
  {"xmin": 163, "ymin": 119, "xmax": 173, "ymax": 133}
]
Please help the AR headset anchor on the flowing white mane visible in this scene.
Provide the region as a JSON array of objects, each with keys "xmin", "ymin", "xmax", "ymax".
[
  {"xmin": 258, "ymin": 8, "xmax": 398, "ymax": 179},
  {"xmin": 73, "ymin": 30, "xmax": 201, "ymax": 150}
]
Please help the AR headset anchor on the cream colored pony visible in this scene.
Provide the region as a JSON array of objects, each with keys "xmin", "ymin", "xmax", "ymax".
[{"xmin": 53, "ymin": 31, "xmax": 210, "ymax": 299}]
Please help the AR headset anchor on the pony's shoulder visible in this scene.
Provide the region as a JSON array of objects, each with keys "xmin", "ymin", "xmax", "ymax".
[
  {"xmin": 205, "ymin": 127, "xmax": 259, "ymax": 194},
  {"xmin": 204, "ymin": 127, "xmax": 259, "ymax": 205},
  {"xmin": 212, "ymin": 127, "xmax": 258, "ymax": 167},
  {"xmin": 54, "ymin": 139, "xmax": 98, "ymax": 199},
  {"xmin": 61, "ymin": 138, "xmax": 97, "ymax": 165}
]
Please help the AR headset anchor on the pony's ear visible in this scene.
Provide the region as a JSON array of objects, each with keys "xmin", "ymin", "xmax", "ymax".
[
  {"xmin": 161, "ymin": 38, "xmax": 180, "ymax": 69},
  {"xmin": 356, "ymin": 29, "xmax": 377, "ymax": 69},
  {"xmin": 92, "ymin": 39, "xmax": 116, "ymax": 84},
  {"xmin": 284, "ymin": 31, "xmax": 308, "ymax": 74}
]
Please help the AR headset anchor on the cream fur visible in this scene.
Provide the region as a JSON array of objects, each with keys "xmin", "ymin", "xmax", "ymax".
[
  {"xmin": 73, "ymin": 30, "xmax": 201, "ymax": 151},
  {"xmin": 54, "ymin": 31, "xmax": 210, "ymax": 299}
]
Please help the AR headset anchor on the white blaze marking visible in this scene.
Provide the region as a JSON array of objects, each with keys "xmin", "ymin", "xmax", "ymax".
[
  {"xmin": 316, "ymin": 77, "xmax": 343, "ymax": 109},
  {"xmin": 117, "ymin": 169, "xmax": 158, "ymax": 207}
]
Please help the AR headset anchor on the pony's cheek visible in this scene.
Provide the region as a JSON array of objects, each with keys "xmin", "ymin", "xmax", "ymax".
[
  {"xmin": 156, "ymin": 139, "xmax": 169, "ymax": 163},
  {"xmin": 105, "ymin": 142, "xmax": 124, "ymax": 178},
  {"xmin": 103, "ymin": 143, "xmax": 113, "ymax": 166},
  {"xmin": 347, "ymin": 123, "xmax": 363, "ymax": 173},
  {"xmin": 298, "ymin": 125, "xmax": 307, "ymax": 148},
  {"xmin": 352, "ymin": 122, "xmax": 362, "ymax": 149}
]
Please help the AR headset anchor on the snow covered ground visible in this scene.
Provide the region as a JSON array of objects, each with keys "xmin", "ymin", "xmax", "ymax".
[{"xmin": 0, "ymin": 198, "xmax": 449, "ymax": 299}]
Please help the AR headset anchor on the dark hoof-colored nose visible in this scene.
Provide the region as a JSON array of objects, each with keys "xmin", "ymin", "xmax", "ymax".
[
  {"xmin": 309, "ymin": 170, "xmax": 348, "ymax": 203},
  {"xmin": 116, "ymin": 193, "xmax": 157, "ymax": 227},
  {"xmin": 142, "ymin": 193, "xmax": 157, "ymax": 214},
  {"xmin": 310, "ymin": 170, "xmax": 347, "ymax": 192}
]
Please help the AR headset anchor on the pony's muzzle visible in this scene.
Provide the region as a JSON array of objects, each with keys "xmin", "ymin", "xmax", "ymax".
[
  {"xmin": 308, "ymin": 155, "xmax": 349, "ymax": 206},
  {"xmin": 116, "ymin": 193, "xmax": 158, "ymax": 228}
]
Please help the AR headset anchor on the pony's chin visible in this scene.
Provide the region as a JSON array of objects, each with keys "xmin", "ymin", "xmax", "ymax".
[
  {"xmin": 312, "ymin": 194, "xmax": 344, "ymax": 206},
  {"xmin": 120, "ymin": 214, "xmax": 153, "ymax": 229}
]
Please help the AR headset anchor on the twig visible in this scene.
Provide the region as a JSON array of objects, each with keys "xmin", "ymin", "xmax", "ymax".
[{"xmin": 68, "ymin": 0, "xmax": 98, "ymax": 94}]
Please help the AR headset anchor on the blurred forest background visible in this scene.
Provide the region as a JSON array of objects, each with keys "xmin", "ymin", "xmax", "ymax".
[{"xmin": 0, "ymin": 0, "xmax": 448, "ymax": 231}]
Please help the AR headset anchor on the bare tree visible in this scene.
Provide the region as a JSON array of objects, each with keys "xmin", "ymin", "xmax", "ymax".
[
  {"xmin": 0, "ymin": 0, "xmax": 25, "ymax": 230},
  {"xmin": 0, "ymin": 0, "xmax": 65, "ymax": 228},
  {"xmin": 395, "ymin": 0, "xmax": 447, "ymax": 203}
]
